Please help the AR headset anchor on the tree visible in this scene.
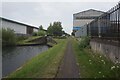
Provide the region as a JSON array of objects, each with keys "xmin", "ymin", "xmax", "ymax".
[
  {"xmin": 47, "ymin": 22, "xmax": 63, "ymax": 36},
  {"xmin": 47, "ymin": 23, "xmax": 53, "ymax": 35},
  {"xmin": 53, "ymin": 22, "xmax": 63, "ymax": 36},
  {"xmin": 39, "ymin": 25, "xmax": 43, "ymax": 30}
]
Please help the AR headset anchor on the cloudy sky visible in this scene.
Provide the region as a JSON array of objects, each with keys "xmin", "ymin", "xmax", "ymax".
[{"xmin": 1, "ymin": 1, "xmax": 119, "ymax": 34}]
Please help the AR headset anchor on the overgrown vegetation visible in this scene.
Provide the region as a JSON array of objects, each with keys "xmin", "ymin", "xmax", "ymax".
[
  {"xmin": 8, "ymin": 39, "xmax": 67, "ymax": 78},
  {"xmin": 2, "ymin": 27, "xmax": 46, "ymax": 46},
  {"xmin": 17, "ymin": 36, "xmax": 41, "ymax": 44},
  {"xmin": 32, "ymin": 30, "xmax": 47, "ymax": 36},
  {"xmin": 32, "ymin": 25, "xmax": 47, "ymax": 36},
  {"xmin": 72, "ymin": 38, "xmax": 120, "ymax": 78},
  {"xmin": 2, "ymin": 28, "xmax": 16, "ymax": 46},
  {"xmin": 79, "ymin": 36, "xmax": 90, "ymax": 49},
  {"xmin": 32, "ymin": 32, "xmax": 38, "ymax": 36},
  {"xmin": 53, "ymin": 36, "xmax": 67, "ymax": 39},
  {"xmin": 37, "ymin": 30, "xmax": 46, "ymax": 36},
  {"xmin": 16, "ymin": 36, "xmax": 28, "ymax": 42}
]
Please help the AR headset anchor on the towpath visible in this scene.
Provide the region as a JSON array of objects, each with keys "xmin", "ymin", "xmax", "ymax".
[{"xmin": 56, "ymin": 39, "xmax": 80, "ymax": 78}]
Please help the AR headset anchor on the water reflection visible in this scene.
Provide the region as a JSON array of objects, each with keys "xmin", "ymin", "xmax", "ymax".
[{"xmin": 2, "ymin": 45, "xmax": 48, "ymax": 77}]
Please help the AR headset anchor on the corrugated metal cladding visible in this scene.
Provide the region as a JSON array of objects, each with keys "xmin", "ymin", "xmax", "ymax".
[
  {"xmin": 75, "ymin": 25, "xmax": 88, "ymax": 37},
  {"xmin": 2, "ymin": 19, "xmax": 27, "ymax": 34},
  {"xmin": 1, "ymin": 17, "xmax": 39, "ymax": 35},
  {"xmin": 73, "ymin": 19, "xmax": 94, "ymax": 27},
  {"xmin": 73, "ymin": 9, "xmax": 105, "ymax": 37}
]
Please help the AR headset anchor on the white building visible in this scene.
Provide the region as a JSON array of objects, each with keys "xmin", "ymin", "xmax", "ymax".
[
  {"xmin": 73, "ymin": 9, "xmax": 105, "ymax": 37},
  {"xmin": 1, "ymin": 17, "xmax": 39, "ymax": 35},
  {"xmin": 75, "ymin": 24, "xmax": 88, "ymax": 37}
]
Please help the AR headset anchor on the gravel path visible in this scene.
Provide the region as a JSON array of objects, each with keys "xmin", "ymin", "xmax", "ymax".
[{"xmin": 56, "ymin": 40, "xmax": 80, "ymax": 78}]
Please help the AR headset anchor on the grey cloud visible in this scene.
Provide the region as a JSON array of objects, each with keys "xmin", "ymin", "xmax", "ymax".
[{"xmin": 2, "ymin": 2, "xmax": 117, "ymax": 34}]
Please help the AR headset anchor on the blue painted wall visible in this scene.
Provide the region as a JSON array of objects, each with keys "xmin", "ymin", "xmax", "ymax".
[{"xmin": 73, "ymin": 27, "xmax": 81, "ymax": 30}]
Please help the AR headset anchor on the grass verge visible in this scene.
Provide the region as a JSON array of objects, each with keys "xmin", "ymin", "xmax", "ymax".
[
  {"xmin": 8, "ymin": 39, "xmax": 67, "ymax": 78},
  {"xmin": 17, "ymin": 36, "xmax": 42, "ymax": 44},
  {"xmin": 72, "ymin": 38, "xmax": 120, "ymax": 78}
]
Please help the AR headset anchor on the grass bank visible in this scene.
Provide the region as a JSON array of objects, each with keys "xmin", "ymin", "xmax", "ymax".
[
  {"xmin": 8, "ymin": 39, "xmax": 67, "ymax": 78},
  {"xmin": 17, "ymin": 36, "xmax": 42, "ymax": 45},
  {"xmin": 72, "ymin": 38, "xmax": 120, "ymax": 78}
]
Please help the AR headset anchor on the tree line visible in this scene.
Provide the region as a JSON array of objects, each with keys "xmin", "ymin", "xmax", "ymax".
[{"xmin": 37, "ymin": 21, "xmax": 66, "ymax": 36}]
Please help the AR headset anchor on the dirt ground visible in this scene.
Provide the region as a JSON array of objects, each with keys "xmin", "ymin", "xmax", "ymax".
[{"xmin": 56, "ymin": 40, "xmax": 80, "ymax": 78}]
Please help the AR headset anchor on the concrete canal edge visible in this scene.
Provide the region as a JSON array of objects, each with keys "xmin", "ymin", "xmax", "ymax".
[{"xmin": 16, "ymin": 36, "xmax": 57, "ymax": 47}]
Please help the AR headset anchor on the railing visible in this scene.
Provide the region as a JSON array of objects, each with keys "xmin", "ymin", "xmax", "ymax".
[{"xmin": 88, "ymin": 2, "xmax": 120, "ymax": 41}]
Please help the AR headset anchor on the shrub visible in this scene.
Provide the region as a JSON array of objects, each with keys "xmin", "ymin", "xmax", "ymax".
[
  {"xmin": 37, "ymin": 30, "xmax": 46, "ymax": 36},
  {"xmin": 2, "ymin": 28, "xmax": 16, "ymax": 46},
  {"xmin": 53, "ymin": 36, "xmax": 66, "ymax": 39},
  {"xmin": 16, "ymin": 36, "xmax": 28, "ymax": 42},
  {"xmin": 79, "ymin": 36, "xmax": 90, "ymax": 49},
  {"xmin": 32, "ymin": 32, "xmax": 38, "ymax": 36}
]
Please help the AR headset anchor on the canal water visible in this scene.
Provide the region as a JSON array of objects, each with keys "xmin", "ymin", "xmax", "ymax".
[{"xmin": 2, "ymin": 45, "xmax": 49, "ymax": 77}]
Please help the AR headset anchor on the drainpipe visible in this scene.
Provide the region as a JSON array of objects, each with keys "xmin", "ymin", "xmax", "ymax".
[{"xmin": 98, "ymin": 18, "xmax": 101, "ymax": 38}]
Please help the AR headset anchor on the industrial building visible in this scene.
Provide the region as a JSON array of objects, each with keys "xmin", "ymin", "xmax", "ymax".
[
  {"xmin": 75, "ymin": 24, "xmax": 88, "ymax": 37},
  {"xmin": 73, "ymin": 9, "xmax": 104, "ymax": 37},
  {"xmin": 1, "ymin": 17, "xmax": 39, "ymax": 35}
]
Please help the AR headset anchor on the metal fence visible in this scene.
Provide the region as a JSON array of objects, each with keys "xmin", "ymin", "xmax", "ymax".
[{"xmin": 88, "ymin": 2, "xmax": 120, "ymax": 41}]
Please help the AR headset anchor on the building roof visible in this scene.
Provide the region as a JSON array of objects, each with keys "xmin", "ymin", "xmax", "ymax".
[
  {"xmin": 0, "ymin": 17, "xmax": 39, "ymax": 29},
  {"xmin": 73, "ymin": 9, "xmax": 105, "ymax": 19},
  {"xmin": 73, "ymin": 9, "xmax": 105, "ymax": 15}
]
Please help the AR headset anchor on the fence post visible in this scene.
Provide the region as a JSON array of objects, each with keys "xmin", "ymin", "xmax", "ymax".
[
  {"xmin": 118, "ymin": 2, "xmax": 120, "ymax": 42},
  {"xmin": 98, "ymin": 18, "xmax": 101, "ymax": 38}
]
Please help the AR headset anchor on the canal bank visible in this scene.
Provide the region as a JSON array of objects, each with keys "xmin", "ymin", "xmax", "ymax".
[
  {"xmin": 4, "ymin": 39, "xmax": 67, "ymax": 78},
  {"xmin": 16, "ymin": 36, "xmax": 57, "ymax": 47},
  {"xmin": 2, "ymin": 36, "xmax": 58, "ymax": 77},
  {"xmin": 2, "ymin": 45, "xmax": 49, "ymax": 77},
  {"xmin": 17, "ymin": 36, "xmax": 47, "ymax": 46}
]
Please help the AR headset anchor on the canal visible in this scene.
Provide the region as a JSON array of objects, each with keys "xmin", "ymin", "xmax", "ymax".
[{"xmin": 2, "ymin": 45, "xmax": 49, "ymax": 77}]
